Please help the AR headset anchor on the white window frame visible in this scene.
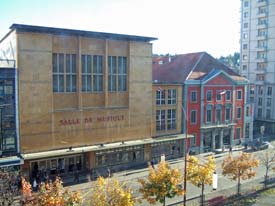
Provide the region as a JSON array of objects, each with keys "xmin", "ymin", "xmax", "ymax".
[
  {"xmin": 156, "ymin": 110, "xmax": 166, "ymax": 131},
  {"xmin": 156, "ymin": 90, "xmax": 165, "ymax": 105},
  {"xmin": 168, "ymin": 89, "xmax": 177, "ymax": 105},
  {"xmin": 237, "ymin": 107, "xmax": 242, "ymax": 119},
  {"xmin": 167, "ymin": 109, "xmax": 176, "ymax": 130},
  {"xmin": 237, "ymin": 90, "xmax": 242, "ymax": 100}
]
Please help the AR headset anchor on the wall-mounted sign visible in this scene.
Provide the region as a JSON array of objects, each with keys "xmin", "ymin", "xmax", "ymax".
[{"xmin": 59, "ymin": 115, "xmax": 124, "ymax": 126}]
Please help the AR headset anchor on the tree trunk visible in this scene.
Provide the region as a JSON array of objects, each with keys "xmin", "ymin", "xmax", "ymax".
[
  {"xmin": 237, "ymin": 176, "xmax": 241, "ymax": 195},
  {"xmin": 163, "ymin": 196, "xmax": 165, "ymax": 206},
  {"xmin": 264, "ymin": 167, "xmax": 269, "ymax": 188},
  {"xmin": 201, "ymin": 183, "xmax": 205, "ymax": 206}
]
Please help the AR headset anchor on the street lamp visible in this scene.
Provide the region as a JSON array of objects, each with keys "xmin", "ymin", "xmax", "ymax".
[
  {"xmin": 181, "ymin": 105, "xmax": 188, "ymax": 205},
  {"xmin": 156, "ymin": 86, "xmax": 189, "ymax": 204}
]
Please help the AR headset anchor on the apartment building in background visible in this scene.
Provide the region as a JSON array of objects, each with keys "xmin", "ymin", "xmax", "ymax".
[{"xmin": 240, "ymin": 0, "xmax": 275, "ymax": 135}]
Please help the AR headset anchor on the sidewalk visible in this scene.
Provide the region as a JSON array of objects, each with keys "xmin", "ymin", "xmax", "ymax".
[{"xmin": 65, "ymin": 146, "xmax": 245, "ymax": 192}]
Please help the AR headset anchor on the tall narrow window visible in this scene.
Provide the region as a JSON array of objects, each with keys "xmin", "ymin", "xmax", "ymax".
[
  {"xmin": 66, "ymin": 54, "xmax": 77, "ymax": 92},
  {"xmin": 236, "ymin": 128, "xmax": 241, "ymax": 139},
  {"xmin": 206, "ymin": 91, "xmax": 212, "ymax": 101},
  {"xmin": 225, "ymin": 107, "xmax": 231, "ymax": 121},
  {"xmin": 216, "ymin": 108, "xmax": 221, "ymax": 123},
  {"xmin": 81, "ymin": 55, "xmax": 92, "ymax": 92},
  {"xmin": 258, "ymin": 108, "xmax": 262, "ymax": 118},
  {"xmin": 167, "ymin": 109, "xmax": 176, "ymax": 130},
  {"xmin": 258, "ymin": 97, "xmax": 263, "ymax": 106},
  {"xmin": 237, "ymin": 107, "xmax": 242, "ymax": 119},
  {"xmin": 266, "ymin": 109, "xmax": 271, "ymax": 119},
  {"xmin": 190, "ymin": 134, "xmax": 196, "ymax": 147},
  {"xmin": 190, "ymin": 110, "xmax": 197, "ymax": 124},
  {"xmin": 267, "ymin": 87, "xmax": 272, "ymax": 96},
  {"xmin": 156, "ymin": 110, "xmax": 166, "ymax": 131},
  {"xmin": 168, "ymin": 89, "xmax": 177, "ymax": 105},
  {"xmin": 267, "ymin": 98, "xmax": 271, "ymax": 107},
  {"xmin": 108, "ymin": 56, "xmax": 127, "ymax": 92},
  {"xmin": 258, "ymin": 86, "xmax": 263, "ymax": 95},
  {"xmin": 246, "ymin": 106, "xmax": 250, "ymax": 117},
  {"xmin": 156, "ymin": 90, "xmax": 165, "ymax": 105},
  {"xmin": 206, "ymin": 109, "xmax": 212, "ymax": 123},
  {"xmin": 226, "ymin": 90, "xmax": 231, "ymax": 101},
  {"xmin": 191, "ymin": 91, "xmax": 197, "ymax": 102},
  {"xmin": 237, "ymin": 90, "xmax": 242, "ymax": 100},
  {"xmin": 118, "ymin": 57, "xmax": 127, "ymax": 91},
  {"xmin": 53, "ymin": 53, "xmax": 65, "ymax": 92},
  {"xmin": 93, "ymin": 55, "xmax": 103, "ymax": 92},
  {"xmin": 108, "ymin": 56, "xmax": 117, "ymax": 92},
  {"xmin": 245, "ymin": 123, "xmax": 250, "ymax": 137}
]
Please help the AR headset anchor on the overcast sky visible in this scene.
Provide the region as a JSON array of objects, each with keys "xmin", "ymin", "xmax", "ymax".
[{"xmin": 0, "ymin": 0, "xmax": 240, "ymax": 58}]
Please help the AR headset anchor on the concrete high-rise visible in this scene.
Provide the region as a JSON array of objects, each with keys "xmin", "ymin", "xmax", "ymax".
[{"xmin": 240, "ymin": 0, "xmax": 275, "ymax": 135}]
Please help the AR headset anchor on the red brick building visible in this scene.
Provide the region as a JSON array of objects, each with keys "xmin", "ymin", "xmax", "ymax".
[{"xmin": 153, "ymin": 52, "xmax": 252, "ymax": 154}]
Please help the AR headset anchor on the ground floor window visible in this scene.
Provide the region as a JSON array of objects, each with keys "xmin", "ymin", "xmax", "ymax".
[
  {"xmin": 152, "ymin": 140, "xmax": 182, "ymax": 161},
  {"xmin": 95, "ymin": 146, "xmax": 144, "ymax": 167},
  {"xmin": 30, "ymin": 154, "xmax": 84, "ymax": 179}
]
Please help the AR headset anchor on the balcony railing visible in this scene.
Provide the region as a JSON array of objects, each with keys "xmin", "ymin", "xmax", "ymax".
[{"xmin": 200, "ymin": 120, "xmax": 236, "ymax": 129}]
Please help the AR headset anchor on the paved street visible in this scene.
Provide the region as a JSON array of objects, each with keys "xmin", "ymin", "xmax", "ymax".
[{"xmin": 67, "ymin": 142, "xmax": 275, "ymax": 206}]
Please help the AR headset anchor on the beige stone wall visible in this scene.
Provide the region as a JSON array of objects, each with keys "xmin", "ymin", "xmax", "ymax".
[
  {"xmin": 17, "ymin": 32, "xmax": 153, "ymax": 153},
  {"xmin": 152, "ymin": 84, "xmax": 183, "ymax": 137}
]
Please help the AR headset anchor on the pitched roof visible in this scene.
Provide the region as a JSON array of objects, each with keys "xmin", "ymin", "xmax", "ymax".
[{"xmin": 152, "ymin": 52, "xmax": 246, "ymax": 83}]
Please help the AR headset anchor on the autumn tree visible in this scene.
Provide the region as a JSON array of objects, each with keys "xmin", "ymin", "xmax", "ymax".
[
  {"xmin": 260, "ymin": 150, "xmax": 275, "ymax": 188},
  {"xmin": 138, "ymin": 161, "xmax": 184, "ymax": 206},
  {"xmin": 21, "ymin": 176, "xmax": 82, "ymax": 206},
  {"xmin": 186, "ymin": 155, "xmax": 216, "ymax": 205},
  {"xmin": 37, "ymin": 177, "xmax": 82, "ymax": 206},
  {"xmin": 222, "ymin": 152, "xmax": 259, "ymax": 195},
  {"xmin": 90, "ymin": 176, "xmax": 135, "ymax": 206},
  {"xmin": 21, "ymin": 177, "xmax": 37, "ymax": 206},
  {"xmin": 0, "ymin": 168, "xmax": 20, "ymax": 206}
]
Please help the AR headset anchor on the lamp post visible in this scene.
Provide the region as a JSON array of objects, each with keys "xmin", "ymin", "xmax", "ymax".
[{"xmin": 181, "ymin": 105, "xmax": 188, "ymax": 205}]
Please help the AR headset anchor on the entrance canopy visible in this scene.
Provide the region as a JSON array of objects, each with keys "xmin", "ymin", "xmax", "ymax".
[{"xmin": 22, "ymin": 133, "xmax": 192, "ymax": 160}]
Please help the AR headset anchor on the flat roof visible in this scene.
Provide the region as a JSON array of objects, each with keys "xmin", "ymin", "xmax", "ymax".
[{"xmin": 10, "ymin": 24, "xmax": 158, "ymax": 42}]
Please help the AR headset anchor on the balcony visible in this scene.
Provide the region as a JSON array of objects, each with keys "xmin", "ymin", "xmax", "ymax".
[
  {"xmin": 255, "ymin": 57, "xmax": 267, "ymax": 63},
  {"xmin": 256, "ymin": 68, "xmax": 266, "ymax": 73},
  {"xmin": 256, "ymin": 34, "xmax": 268, "ymax": 40},
  {"xmin": 256, "ymin": 46, "xmax": 267, "ymax": 51},
  {"xmin": 200, "ymin": 120, "xmax": 236, "ymax": 130},
  {"xmin": 257, "ymin": 0, "xmax": 268, "ymax": 6},
  {"xmin": 257, "ymin": 12, "xmax": 268, "ymax": 18},
  {"xmin": 257, "ymin": 23, "xmax": 268, "ymax": 29}
]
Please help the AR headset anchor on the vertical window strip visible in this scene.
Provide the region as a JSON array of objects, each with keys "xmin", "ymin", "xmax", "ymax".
[
  {"xmin": 53, "ymin": 53, "xmax": 65, "ymax": 92},
  {"xmin": 225, "ymin": 108, "xmax": 231, "ymax": 121},
  {"xmin": 81, "ymin": 55, "xmax": 92, "ymax": 92},
  {"xmin": 156, "ymin": 90, "xmax": 165, "ymax": 105},
  {"xmin": 168, "ymin": 89, "xmax": 177, "ymax": 105},
  {"xmin": 191, "ymin": 110, "xmax": 196, "ymax": 124},
  {"xmin": 156, "ymin": 110, "xmax": 166, "ymax": 131},
  {"xmin": 93, "ymin": 55, "xmax": 103, "ymax": 92},
  {"xmin": 167, "ymin": 109, "xmax": 176, "ymax": 130},
  {"xmin": 66, "ymin": 54, "xmax": 77, "ymax": 92},
  {"xmin": 118, "ymin": 56, "xmax": 127, "ymax": 91},
  {"xmin": 108, "ymin": 56, "xmax": 127, "ymax": 92},
  {"xmin": 108, "ymin": 56, "xmax": 117, "ymax": 91},
  {"xmin": 206, "ymin": 109, "xmax": 212, "ymax": 123}
]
